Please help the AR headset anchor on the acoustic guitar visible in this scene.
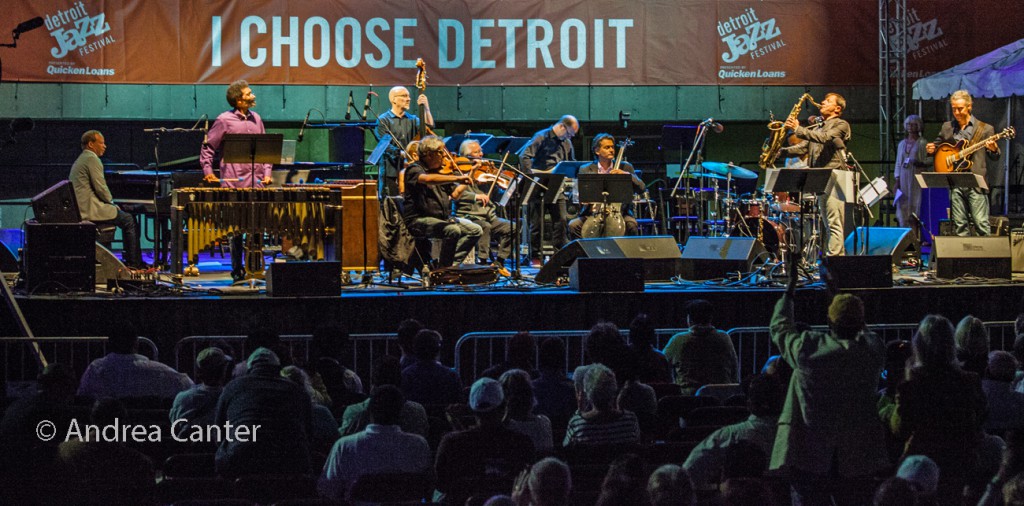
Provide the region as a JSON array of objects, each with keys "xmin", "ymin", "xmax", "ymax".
[{"xmin": 933, "ymin": 126, "xmax": 1015, "ymax": 172}]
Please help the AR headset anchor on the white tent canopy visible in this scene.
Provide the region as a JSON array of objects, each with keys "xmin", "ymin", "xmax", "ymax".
[{"xmin": 912, "ymin": 38, "xmax": 1024, "ymax": 100}]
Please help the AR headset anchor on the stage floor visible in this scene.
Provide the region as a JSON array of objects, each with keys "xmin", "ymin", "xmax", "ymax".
[{"xmin": 7, "ymin": 246, "xmax": 1024, "ymax": 360}]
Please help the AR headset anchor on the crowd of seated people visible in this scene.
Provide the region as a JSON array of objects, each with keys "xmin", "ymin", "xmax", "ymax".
[{"xmin": 7, "ymin": 285, "xmax": 1024, "ymax": 506}]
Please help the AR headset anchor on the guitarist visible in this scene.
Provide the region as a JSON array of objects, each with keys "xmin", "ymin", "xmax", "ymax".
[{"xmin": 926, "ymin": 89, "xmax": 1001, "ymax": 236}]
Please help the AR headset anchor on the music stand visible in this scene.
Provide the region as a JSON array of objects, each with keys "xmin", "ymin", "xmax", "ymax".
[
  {"xmin": 551, "ymin": 161, "xmax": 587, "ymax": 180},
  {"xmin": 915, "ymin": 172, "xmax": 989, "ymax": 192},
  {"xmin": 765, "ymin": 168, "xmax": 833, "ymax": 265},
  {"xmin": 220, "ymin": 133, "xmax": 283, "ymax": 283},
  {"xmin": 577, "ymin": 173, "xmax": 634, "ymax": 204},
  {"xmin": 444, "ymin": 133, "xmax": 493, "ymax": 153},
  {"xmin": 485, "ymin": 136, "xmax": 531, "ymax": 156}
]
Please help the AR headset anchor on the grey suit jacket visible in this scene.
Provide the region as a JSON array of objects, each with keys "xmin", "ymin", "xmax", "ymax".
[{"xmin": 69, "ymin": 149, "xmax": 118, "ymax": 221}]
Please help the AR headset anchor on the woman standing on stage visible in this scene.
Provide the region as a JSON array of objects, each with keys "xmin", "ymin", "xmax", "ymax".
[{"xmin": 894, "ymin": 114, "xmax": 930, "ymax": 229}]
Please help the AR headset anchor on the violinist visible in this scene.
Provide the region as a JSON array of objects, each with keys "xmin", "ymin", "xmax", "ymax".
[
  {"xmin": 521, "ymin": 115, "xmax": 579, "ymax": 265},
  {"xmin": 568, "ymin": 134, "xmax": 646, "ymax": 239},
  {"xmin": 402, "ymin": 136, "xmax": 482, "ymax": 268},
  {"xmin": 376, "ymin": 86, "xmax": 434, "ymax": 197},
  {"xmin": 453, "ymin": 139, "xmax": 513, "ymax": 276}
]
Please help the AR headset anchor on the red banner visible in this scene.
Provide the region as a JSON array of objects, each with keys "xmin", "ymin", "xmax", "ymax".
[{"xmin": 4, "ymin": 0, "xmax": 1021, "ymax": 86}]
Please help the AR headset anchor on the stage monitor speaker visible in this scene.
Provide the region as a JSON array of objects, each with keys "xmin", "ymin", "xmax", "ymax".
[
  {"xmin": 0, "ymin": 240, "xmax": 18, "ymax": 273},
  {"xmin": 330, "ymin": 125, "xmax": 365, "ymax": 173},
  {"xmin": 31, "ymin": 180, "xmax": 81, "ymax": 224},
  {"xmin": 1012, "ymin": 228, "xmax": 1024, "ymax": 273},
  {"xmin": 569, "ymin": 258, "xmax": 644, "ymax": 292},
  {"xmin": 534, "ymin": 236, "xmax": 681, "ymax": 284},
  {"xmin": 932, "ymin": 236, "xmax": 1011, "ymax": 279},
  {"xmin": 267, "ymin": 261, "xmax": 342, "ymax": 297},
  {"xmin": 95, "ymin": 243, "xmax": 127, "ymax": 283},
  {"xmin": 24, "ymin": 220, "xmax": 95, "ymax": 293},
  {"xmin": 821, "ymin": 255, "xmax": 893, "ymax": 289},
  {"xmin": 679, "ymin": 236, "xmax": 765, "ymax": 280},
  {"xmin": 843, "ymin": 227, "xmax": 914, "ymax": 263}
]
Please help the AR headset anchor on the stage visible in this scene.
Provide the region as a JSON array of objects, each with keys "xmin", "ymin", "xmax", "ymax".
[{"xmin": 7, "ymin": 248, "xmax": 1024, "ymax": 364}]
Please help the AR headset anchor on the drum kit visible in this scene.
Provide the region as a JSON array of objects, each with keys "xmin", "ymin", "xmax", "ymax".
[{"xmin": 673, "ymin": 161, "xmax": 822, "ymax": 261}]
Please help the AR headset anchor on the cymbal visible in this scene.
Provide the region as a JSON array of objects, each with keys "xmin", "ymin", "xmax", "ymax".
[
  {"xmin": 701, "ymin": 161, "xmax": 758, "ymax": 179},
  {"xmin": 682, "ymin": 171, "xmax": 727, "ymax": 180}
]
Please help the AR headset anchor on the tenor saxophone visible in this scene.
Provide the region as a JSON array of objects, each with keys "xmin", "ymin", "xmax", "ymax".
[{"xmin": 758, "ymin": 93, "xmax": 821, "ymax": 169}]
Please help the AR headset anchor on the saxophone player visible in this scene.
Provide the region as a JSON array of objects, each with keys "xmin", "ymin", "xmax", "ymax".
[{"xmin": 779, "ymin": 93, "xmax": 851, "ymax": 256}]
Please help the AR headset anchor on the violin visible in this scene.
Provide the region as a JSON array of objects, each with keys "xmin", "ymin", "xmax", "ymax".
[{"xmin": 453, "ymin": 156, "xmax": 515, "ymax": 190}]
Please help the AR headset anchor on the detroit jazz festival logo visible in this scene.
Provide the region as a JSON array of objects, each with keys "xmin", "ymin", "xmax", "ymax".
[
  {"xmin": 890, "ymin": 8, "xmax": 947, "ymax": 78},
  {"xmin": 44, "ymin": 1, "xmax": 117, "ymax": 75},
  {"xmin": 717, "ymin": 7, "xmax": 787, "ymax": 80}
]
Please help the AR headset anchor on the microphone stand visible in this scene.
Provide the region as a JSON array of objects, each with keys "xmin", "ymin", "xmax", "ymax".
[
  {"xmin": 142, "ymin": 116, "xmax": 206, "ymax": 269},
  {"xmin": 846, "ymin": 151, "xmax": 881, "ymax": 256},
  {"xmin": 670, "ymin": 122, "xmax": 710, "ymax": 241}
]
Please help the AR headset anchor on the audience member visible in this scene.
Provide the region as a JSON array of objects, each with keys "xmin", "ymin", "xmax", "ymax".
[
  {"xmin": 615, "ymin": 350, "xmax": 658, "ymax": 439},
  {"xmin": 531, "ymin": 338, "xmax": 577, "ymax": 445},
  {"xmin": 281, "ymin": 365, "xmax": 340, "ymax": 452},
  {"xmin": 317, "ymin": 385, "xmax": 431, "ymax": 502},
  {"xmin": 340, "ymin": 355, "xmax": 428, "ymax": 437},
  {"xmin": 770, "ymin": 255, "xmax": 889, "ymax": 506},
  {"xmin": 483, "ymin": 331, "xmax": 539, "ymax": 379},
  {"xmin": 629, "ymin": 313, "xmax": 672, "ymax": 384},
  {"xmin": 895, "ymin": 454, "xmax": 939, "ymax": 504},
  {"xmin": 231, "ymin": 329, "xmax": 289, "ymax": 378},
  {"xmin": 214, "ymin": 347, "xmax": 313, "ymax": 477},
  {"xmin": 684, "ymin": 373, "xmax": 781, "ymax": 489},
  {"xmin": 397, "ymin": 318, "xmax": 426, "ymax": 370},
  {"xmin": 1006, "ymin": 473, "xmax": 1024, "ymax": 506},
  {"xmin": 983, "ymin": 351, "xmax": 1024, "ymax": 433},
  {"xmin": 55, "ymin": 398, "xmax": 155, "ymax": 504},
  {"xmin": 584, "ymin": 321, "xmax": 631, "ymax": 381},
  {"xmin": 401, "ymin": 329, "xmax": 463, "ymax": 406},
  {"xmin": 595, "ymin": 453, "xmax": 652, "ymax": 506},
  {"xmin": 511, "ymin": 457, "xmax": 573, "ymax": 506},
  {"xmin": 955, "ymin": 315, "xmax": 990, "ymax": 378},
  {"xmin": 0, "ymin": 363, "xmax": 81, "ymax": 504},
  {"xmin": 307, "ymin": 324, "xmax": 365, "ymax": 415},
  {"xmin": 980, "ymin": 431, "xmax": 1024, "ymax": 506},
  {"xmin": 720, "ymin": 477, "xmax": 777, "ymax": 506},
  {"xmin": 663, "ymin": 299, "xmax": 738, "ymax": 394},
  {"xmin": 435, "ymin": 377, "xmax": 535, "ymax": 505},
  {"xmin": 647, "ymin": 464, "xmax": 696, "ymax": 506},
  {"xmin": 500, "ymin": 368, "xmax": 554, "ymax": 454},
  {"xmin": 77, "ymin": 326, "xmax": 192, "ymax": 400},
  {"xmin": 878, "ymin": 339, "xmax": 913, "ymax": 461},
  {"xmin": 872, "ymin": 477, "xmax": 918, "ymax": 506},
  {"xmin": 170, "ymin": 347, "xmax": 230, "ymax": 439},
  {"xmin": 564, "ymin": 364, "xmax": 640, "ymax": 447},
  {"xmin": 891, "ymin": 314, "xmax": 987, "ymax": 505}
]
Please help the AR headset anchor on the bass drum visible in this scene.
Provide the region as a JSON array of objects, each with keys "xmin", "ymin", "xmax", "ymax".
[{"xmin": 729, "ymin": 217, "xmax": 789, "ymax": 257}]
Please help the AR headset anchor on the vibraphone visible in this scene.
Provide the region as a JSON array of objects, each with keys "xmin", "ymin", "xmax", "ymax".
[{"xmin": 170, "ymin": 187, "xmax": 343, "ymax": 277}]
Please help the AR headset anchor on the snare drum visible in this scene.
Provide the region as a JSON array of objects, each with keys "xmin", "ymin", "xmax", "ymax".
[{"xmin": 738, "ymin": 199, "xmax": 763, "ymax": 218}]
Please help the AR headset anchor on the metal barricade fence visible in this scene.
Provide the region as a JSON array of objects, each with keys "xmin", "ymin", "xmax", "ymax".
[
  {"xmin": 173, "ymin": 333, "xmax": 398, "ymax": 384},
  {"xmin": 455, "ymin": 329, "xmax": 689, "ymax": 385},
  {"xmin": 456, "ymin": 321, "xmax": 1018, "ymax": 385},
  {"xmin": 1, "ymin": 336, "xmax": 159, "ymax": 386}
]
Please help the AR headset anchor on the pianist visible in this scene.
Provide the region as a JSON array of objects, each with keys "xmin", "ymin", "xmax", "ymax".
[
  {"xmin": 200, "ymin": 80, "xmax": 273, "ymax": 281},
  {"xmin": 69, "ymin": 130, "xmax": 146, "ymax": 268}
]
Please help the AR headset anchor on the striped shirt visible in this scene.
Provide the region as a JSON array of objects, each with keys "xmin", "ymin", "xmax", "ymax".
[{"xmin": 563, "ymin": 410, "xmax": 640, "ymax": 447}]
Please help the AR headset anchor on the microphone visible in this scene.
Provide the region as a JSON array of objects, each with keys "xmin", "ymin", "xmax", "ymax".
[
  {"xmin": 361, "ymin": 91, "xmax": 373, "ymax": 121},
  {"xmin": 832, "ymin": 137, "xmax": 849, "ymax": 162},
  {"xmin": 13, "ymin": 17, "xmax": 44, "ymax": 35},
  {"xmin": 345, "ymin": 91, "xmax": 354, "ymax": 121},
  {"xmin": 297, "ymin": 109, "xmax": 311, "ymax": 142},
  {"xmin": 701, "ymin": 118, "xmax": 724, "ymax": 134}
]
